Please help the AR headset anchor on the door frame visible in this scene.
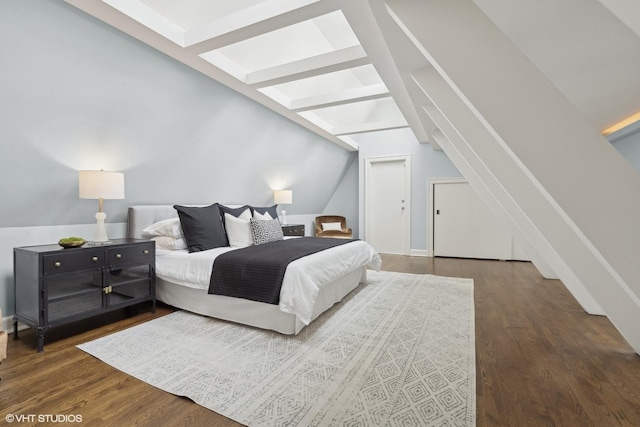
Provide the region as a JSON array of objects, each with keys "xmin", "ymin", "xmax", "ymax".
[
  {"xmin": 428, "ymin": 177, "xmax": 466, "ymax": 257},
  {"xmin": 365, "ymin": 155, "xmax": 411, "ymax": 255}
]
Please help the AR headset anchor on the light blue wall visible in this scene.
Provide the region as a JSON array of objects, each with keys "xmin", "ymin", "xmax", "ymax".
[
  {"xmin": 323, "ymin": 156, "xmax": 359, "ymax": 237},
  {"xmin": 609, "ymin": 122, "xmax": 640, "ymax": 172},
  {"xmin": 355, "ymin": 128, "xmax": 461, "ymax": 252},
  {"xmin": 0, "ymin": 1, "xmax": 355, "ymax": 319}
]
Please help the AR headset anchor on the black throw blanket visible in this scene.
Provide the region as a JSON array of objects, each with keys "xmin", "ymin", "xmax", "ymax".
[{"xmin": 209, "ymin": 237, "xmax": 356, "ymax": 304}]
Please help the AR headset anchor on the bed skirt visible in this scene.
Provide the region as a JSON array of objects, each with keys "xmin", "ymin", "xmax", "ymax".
[{"xmin": 156, "ymin": 267, "xmax": 367, "ymax": 335}]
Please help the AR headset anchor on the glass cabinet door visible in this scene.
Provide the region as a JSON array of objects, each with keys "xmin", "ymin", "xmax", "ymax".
[
  {"xmin": 107, "ymin": 264, "xmax": 152, "ymax": 307},
  {"xmin": 45, "ymin": 270, "xmax": 103, "ymax": 324}
]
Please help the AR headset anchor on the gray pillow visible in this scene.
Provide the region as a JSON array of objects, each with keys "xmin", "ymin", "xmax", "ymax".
[{"xmin": 250, "ymin": 219, "xmax": 284, "ymax": 245}]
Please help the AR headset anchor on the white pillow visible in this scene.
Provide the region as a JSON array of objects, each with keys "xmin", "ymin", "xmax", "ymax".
[
  {"xmin": 224, "ymin": 213, "xmax": 254, "ymax": 247},
  {"xmin": 252, "ymin": 210, "xmax": 273, "ymax": 220},
  {"xmin": 142, "ymin": 218, "xmax": 183, "ymax": 238},
  {"xmin": 321, "ymin": 222, "xmax": 342, "ymax": 231},
  {"xmin": 152, "ymin": 236, "xmax": 187, "ymax": 250},
  {"xmin": 236, "ymin": 208, "xmax": 252, "ymax": 220}
]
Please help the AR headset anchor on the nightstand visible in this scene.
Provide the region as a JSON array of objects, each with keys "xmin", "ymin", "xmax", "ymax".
[
  {"xmin": 282, "ymin": 224, "xmax": 305, "ymax": 237},
  {"xmin": 13, "ymin": 239, "xmax": 155, "ymax": 352}
]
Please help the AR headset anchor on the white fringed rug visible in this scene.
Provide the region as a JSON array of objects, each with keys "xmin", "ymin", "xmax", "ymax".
[{"xmin": 78, "ymin": 270, "xmax": 475, "ymax": 426}]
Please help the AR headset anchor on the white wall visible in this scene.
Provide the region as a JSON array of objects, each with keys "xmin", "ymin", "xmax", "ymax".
[
  {"xmin": 386, "ymin": 0, "xmax": 640, "ymax": 353},
  {"xmin": 322, "ymin": 155, "xmax": 360, "ymax": 237}
]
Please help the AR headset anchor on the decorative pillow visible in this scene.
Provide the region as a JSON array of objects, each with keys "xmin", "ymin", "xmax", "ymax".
[
  {"xmin": 174, "ymin": 203, "xmax": 228, "ymax": 252},
  {"xmin": 151, "ymin": 236, "xmax": 187, "ymax": 250},
  {"xmin": 251, "ymin": 205, "xmax": 278, "ymax": 221},
  {"xmin": 252, "ymin": 210, "xmax": 273, "ymax": 220},
  {"xmin": 224, "ymin": 213, "xmax": 254, "ymax": 248},
  {"xmin": 321, "ymin": 222, "xmax": 342, "ymax": 232},
  {"xmin": 250, "ymin": 219, "xmax": 284, "ymax": 245},
  {"xmin": 219, "ymin": 204, "xmax": 251, "ymax": 226},
  {"xmin": 142, "ymin": 218, "xmax": 183, "ymax": 238}
]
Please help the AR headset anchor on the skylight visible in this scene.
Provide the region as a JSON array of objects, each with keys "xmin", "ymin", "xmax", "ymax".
[{"xmin": 69, "ymin": 0, "xmax": 415, "ymax": 151}]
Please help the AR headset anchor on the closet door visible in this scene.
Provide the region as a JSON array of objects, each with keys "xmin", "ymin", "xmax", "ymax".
[{"xmin": 433, "ymin": 181, "xmax": 512, "ymax": 259}]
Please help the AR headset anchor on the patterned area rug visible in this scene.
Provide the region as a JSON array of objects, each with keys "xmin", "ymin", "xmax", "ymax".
[{"xmin": 78, "ymin": 270, "xmax": 475, "ymax": 426}]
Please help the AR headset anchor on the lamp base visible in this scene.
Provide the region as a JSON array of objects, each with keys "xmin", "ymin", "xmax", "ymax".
[
  {"xmin": 281, "ymin": 209, "xmax": 288, "ymax": 225},
  {"xmin": 92, "ymin": 212, "xmax": 110, "ymax": 243}
]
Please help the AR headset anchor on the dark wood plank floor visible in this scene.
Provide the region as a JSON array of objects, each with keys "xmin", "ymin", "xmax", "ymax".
[{"xmin": 1, "ymin": 255, "xmax": 639, "ymax": 426}]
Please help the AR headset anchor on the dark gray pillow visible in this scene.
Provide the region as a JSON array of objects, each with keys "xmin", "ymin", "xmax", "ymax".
[
  {"xmin": 219, "ymin": 204, "xmax": 251, "ymax": 227},
  {"xmin": 250, "ymin": 204, "xmax": 278, "ymax": 220},
  {"xmin": 250, "ymin": 219, "xmax": 284, "ymax": 245},
  {"xmin": 174, "ymin": 203, "xmax": 228, "ymax": 252}
]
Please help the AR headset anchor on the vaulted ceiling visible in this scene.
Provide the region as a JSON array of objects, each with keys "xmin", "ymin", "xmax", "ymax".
[{"xmin": 65, "ymin": 0, "xmax": 640, "ymax": 152}]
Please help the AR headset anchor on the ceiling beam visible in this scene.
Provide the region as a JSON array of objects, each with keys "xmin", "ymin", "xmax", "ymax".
[
  {"xmin": 246, "ymin": 45, "xmax": 370, "ymax": 87},
  {"xmin": 290, "ymin": 84, "xmax": 390, "ymax": 112},
  {"xmin": 184, "ymin": 0, "xmax": 341, "ymax": 54},
  {"xmin": 332, "ymin": 119, "xmax": 409, "ymax": 136},
  {"xmin": 340, "ymin": 0, "xmax": 429, "ymax": 143}
]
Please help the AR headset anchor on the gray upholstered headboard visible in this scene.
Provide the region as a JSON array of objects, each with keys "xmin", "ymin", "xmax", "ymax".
[
  {"xmin": 127, "ymin": 205, "xmax": 179, "ymax": 239},
  {"xmin": 127, "ymin": 204, "xmax": 245, "ymax": 239}
]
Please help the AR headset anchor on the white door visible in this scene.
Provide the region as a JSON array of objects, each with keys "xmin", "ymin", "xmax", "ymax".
[
  {"xmin": 366, "ymin": 157, "xmax": 410, "ymax": 254},
  {"xmin": 433, "ymin": 181, "xmax": 512, "ymax": 259}
]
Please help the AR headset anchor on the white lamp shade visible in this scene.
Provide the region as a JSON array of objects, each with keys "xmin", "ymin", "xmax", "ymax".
[
  {"xmin": 79, "ymin": 170, "xmax": 125, "ymax": 200},
  {"xmin": 274, "ymin": 190, "xmax": 292, "ymax": 205}
]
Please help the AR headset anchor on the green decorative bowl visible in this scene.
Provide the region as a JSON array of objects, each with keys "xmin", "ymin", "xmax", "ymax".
[{"xmin": 58, "ymin": 237, "xmax": 87, "ymax": 248}]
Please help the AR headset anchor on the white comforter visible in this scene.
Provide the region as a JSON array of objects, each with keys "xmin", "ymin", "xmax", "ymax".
[{"xmin": 155, "ymin": 239, "xmax": 381, "ymax": 325}]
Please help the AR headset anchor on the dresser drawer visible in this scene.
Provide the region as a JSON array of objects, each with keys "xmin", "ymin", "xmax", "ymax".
[
  {"xmin": 108, "ymin": 243, "xmax": 154, "ymax": 266},
  {"xmin": 42, "ymin": 248, "xmax": 104, "ymax": 275}
]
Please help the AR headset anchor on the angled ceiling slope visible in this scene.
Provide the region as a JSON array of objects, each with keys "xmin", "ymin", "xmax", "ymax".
[{"xmin": 65, "ymin": 0, "xmax": 429, "ymax": 152}]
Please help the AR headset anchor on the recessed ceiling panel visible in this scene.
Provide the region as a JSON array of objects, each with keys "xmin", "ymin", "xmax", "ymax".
[
  {"xmin": 299, "ymin": 97, "xmax": 407, "ymax": 135},
  {"xmin": 138, "ymin": 0, "xmax": 269, "ymax": 31},
  {"xmin": 201, "ymin": 10, "xmax": 359, "ymax": 74},
  {"xmin": 104, "ymin": 0, "xmax": 322, "ymax": 47}
]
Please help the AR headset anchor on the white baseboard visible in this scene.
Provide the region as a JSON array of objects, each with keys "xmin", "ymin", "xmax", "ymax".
[
  {"xmin": 2, "ymin": 315, "xmax": 12, "ymax": 334},
  {"xmin": 409, "ymin": 249, "xmax": 431, "ymax": 257},
  {"xmin": 2, "ymin": 315, "xmax": 27, "ymax": 335}
]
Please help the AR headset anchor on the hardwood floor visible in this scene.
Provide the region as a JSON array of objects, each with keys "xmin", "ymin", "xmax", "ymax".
[{"xmin": 2, "ymin": 255, "xmax": 639, "ymax": 426}]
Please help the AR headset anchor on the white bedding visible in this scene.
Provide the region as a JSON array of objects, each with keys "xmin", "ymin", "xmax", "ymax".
[{"xmin": 156, "ymin": 240, "xmax": 381, "ymax": 325}]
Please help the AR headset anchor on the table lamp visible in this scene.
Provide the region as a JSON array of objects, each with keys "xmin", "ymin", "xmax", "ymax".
[
  {"xmin": 274, "ymin": 190, "xmax": 292, "ymax": 224},
  {"xmin": 79, "ymin": 170, "xmax": 125, "ymax": 243}
]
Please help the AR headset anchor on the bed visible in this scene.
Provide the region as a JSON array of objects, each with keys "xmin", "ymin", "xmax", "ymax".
[{"xmin": 127, "ymin": 205, "xmax": 381, "ymax": 334}]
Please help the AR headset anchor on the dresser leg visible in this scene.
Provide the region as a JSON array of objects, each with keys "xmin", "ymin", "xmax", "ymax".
[
  {"xmin": 13, "ymin": 318, "xmax": 18, "ymax": 340},
  {"xmin": 37, "ymin": 327, "xmax": 45, "ymax": 353}
]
